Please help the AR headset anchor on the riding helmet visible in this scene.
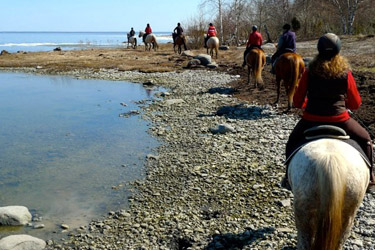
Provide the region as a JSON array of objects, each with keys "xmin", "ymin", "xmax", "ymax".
[
  {"xmin": 209, "ymin": 23, "xmax": 213, "ymax": 26},
  {"xmin": 282, "ymin": 24, "xmax": 291, "ymax": 30},
  {"xmin": 317, "ymin": 33, "xmax": 341, "ymax": 59},
  {"xmin": 252, "ymin": 25, "xmax": 257, "ymax": 31}
]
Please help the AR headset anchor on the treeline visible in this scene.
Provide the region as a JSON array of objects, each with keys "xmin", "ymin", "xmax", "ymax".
[{"xmin": 185, "ymin": 0, "xmax": 375, "ymax": 48}]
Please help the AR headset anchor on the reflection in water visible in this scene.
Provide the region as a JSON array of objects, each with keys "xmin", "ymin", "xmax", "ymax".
[{"xmin": 0, "ymin": 73, "xmax": 161, "ymax": 239}]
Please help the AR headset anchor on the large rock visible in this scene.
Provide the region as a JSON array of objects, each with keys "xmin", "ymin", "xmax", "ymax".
[
  {"xmin": 0, "ymin": 235, "xmax": 46, "ymax": 250},
  {"xmin": 186, "ymin": 59, "xmax": 201, "ymax": 68},
  {"xmin": 262, "ymin": 43, "xmax": 276, "ymax": 49},
  {"xmin": 219, "ymin": 45, "xmax": 229, "ymax": 50},
  {"xmin": 0, "ymin": 206, "xmax": 32, "ymax": 226},
  {"xmin": 193, "ymin": 54, "xmax": 212, "ymax": 66},
  {"xmin": 181, "ymin": 50, "xmax": 195, "ymax": 57}
]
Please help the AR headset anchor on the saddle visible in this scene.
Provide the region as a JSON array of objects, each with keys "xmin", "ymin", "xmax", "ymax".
[{"xmin": 285, "ymin": 125, "xmax": 371, "ymax": 167}]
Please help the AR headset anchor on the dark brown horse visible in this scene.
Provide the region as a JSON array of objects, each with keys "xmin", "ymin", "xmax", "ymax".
[
  {"xmin": 245, "ymin": 48, "xmax": 266, "ymax": 89},
  {"xmin": 173, "ymin": 35, "xmax": 187, "ymax": 54},
  {"xmin": 274, "ymin": 52, "xmax": 305, "ymax": 111}
]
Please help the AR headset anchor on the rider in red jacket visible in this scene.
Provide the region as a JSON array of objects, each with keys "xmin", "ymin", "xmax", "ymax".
[
  {"xmin": 283, "ymin": 33, "xmax": 374, "ymax": 192},
  {"xmin": 143, "ymin": 23, "xmax": 152, "ymax": 43},
  {"xmin": 242, "ymin": 25, "xmax": 263, "ymax": 67},
  {"xmin": 204, "ymin": 23, "xmax": 217, "ymax": 48}
]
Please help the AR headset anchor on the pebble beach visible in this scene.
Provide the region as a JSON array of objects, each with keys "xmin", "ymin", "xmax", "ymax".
[{"xmin": 10, "ymin": 67, "xmax": 370, "ymax": 250}]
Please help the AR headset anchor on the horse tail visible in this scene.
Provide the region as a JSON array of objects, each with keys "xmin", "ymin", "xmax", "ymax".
[
  {"xmin": 153, "ymin": 36, "xmax": 159, "ymax": 51},
  {"xmin": 255, "ymin": 51, "xmax": 263, "ymax": 85},
  {"xmin": 312, "ymin": 153, "xmax": 346, "ymax": 250},
  {"xmin": 286, "ymin": 56, "xmax": 301, "ymax": 108}
]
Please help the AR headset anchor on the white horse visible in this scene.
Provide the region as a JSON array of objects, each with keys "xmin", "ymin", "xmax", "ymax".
[
  {"xmin": 138, "ymin": 31, "xmax": 158, "ymax": 51},
  {"xmin": 206, "ymin": 36, "xmax": 219, "ymax": 58},
  {"xmin": 288, "ymin": 139, "xmax": 369, "ymax": 250},
  {"xmin": 127, "ymin": 33, "xmax": 137, "ymax": 49}
]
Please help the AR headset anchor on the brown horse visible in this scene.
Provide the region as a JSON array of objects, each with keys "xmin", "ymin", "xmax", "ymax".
[
  {"xmin": 245, "ymin": 48, "xmax": 266, "ymax": 89},
  {"xmin": 274, "ymin": 52, "xmax": 305, "ymax": 111},
  {"xmin": 173, "ymin": 35, "xmax": 187, "ymax": 54}
]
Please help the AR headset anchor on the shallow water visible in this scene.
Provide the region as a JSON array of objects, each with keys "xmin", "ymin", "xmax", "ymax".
[
  {"xmin": 0, "ymin": 72, "xmax": 160, "ymax": 239},
  {"xmin": 0, "ymin": 31, "xmax": 173, "ymax": 53}
]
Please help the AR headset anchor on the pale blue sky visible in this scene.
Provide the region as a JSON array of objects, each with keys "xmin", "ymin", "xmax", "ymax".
[{"xmin": 0, "ymin": 0, "xmax": 202, "ymax": 32}]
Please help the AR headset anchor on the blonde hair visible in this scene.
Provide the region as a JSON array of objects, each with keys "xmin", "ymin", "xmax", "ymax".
[{"xmin": 309, "ymin": 54, "xmax": 351, "ymax": 79}]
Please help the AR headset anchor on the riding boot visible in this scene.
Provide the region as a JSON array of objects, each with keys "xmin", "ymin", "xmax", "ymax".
[{"xmin": 366, "ymin": 141, "xmax": 375, "ymax": 193}]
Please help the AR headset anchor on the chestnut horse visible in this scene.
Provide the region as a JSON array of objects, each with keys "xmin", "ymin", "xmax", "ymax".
[
  {"xmin": 138, "ymin": 31, "xmax": 159, "ymax": 51},
  {"xmin": 173, "ymin": 35, "xmax": 186, "ymax": 54},
  {"xmin": 206, "ymin": 36, "xmax": 219, "ymax": 58},
  {"xmin": 245, "ymin": 48, "xmax": 266, "ymax": 89},
  {"xmin": 288, "ymin": 138, "xmax": 368, "ymax": 250},
  {"xmin": 274, "ymin": 52, "xmax": 305, "ymax": 111}
]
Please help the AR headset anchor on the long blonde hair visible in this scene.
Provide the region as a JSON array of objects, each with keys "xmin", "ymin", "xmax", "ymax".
[{"xmin": 308, "ymin": 54, "xmax": 351, "ymax": 79}]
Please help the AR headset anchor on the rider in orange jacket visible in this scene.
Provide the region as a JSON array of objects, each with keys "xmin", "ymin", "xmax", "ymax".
[{"xmin": 204, "ymin": 23, "xmax": 217, "ymax": 48}]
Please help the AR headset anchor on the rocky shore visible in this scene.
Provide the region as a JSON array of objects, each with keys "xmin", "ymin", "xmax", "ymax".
[{"xmin": 2, "ymin": 68, "xmax": 375, "ymax": 249}]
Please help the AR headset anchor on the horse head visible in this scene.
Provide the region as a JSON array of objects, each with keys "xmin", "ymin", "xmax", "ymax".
[{"xmin": 138, "ymin": 31, "xmax": 144, "ymax": 38}]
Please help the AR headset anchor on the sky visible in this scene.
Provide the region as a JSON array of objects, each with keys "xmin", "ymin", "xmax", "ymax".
[{"xmin": 0, "ymin": 0, "xmax": 203, "ymax": 32}]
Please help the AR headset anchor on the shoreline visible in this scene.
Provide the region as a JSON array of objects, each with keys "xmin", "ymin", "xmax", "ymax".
[
  {"xmin": 1, "ymin": 36, "xmax": 375, "ymax": 248},
  {"xmin": 2, "ymin": 67, "xmax": 370, "ymax": 249}
]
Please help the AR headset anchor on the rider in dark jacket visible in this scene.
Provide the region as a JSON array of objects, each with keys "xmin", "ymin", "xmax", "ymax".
[
  {"xmin": 173, "ymin": 23, "xmax": 187, "ymax": 50},
  {"xmin": 271, "ymin": 24, "xmax": 296, "ymax": 73},
  {"xmin": 129, "ymin": 27, "xmax": 135, "ymax": 37}
]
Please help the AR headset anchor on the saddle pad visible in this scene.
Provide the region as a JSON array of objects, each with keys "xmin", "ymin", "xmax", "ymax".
[{"xmin": 285, "ymin": 138, "xmax": 370, "ymax": 167}]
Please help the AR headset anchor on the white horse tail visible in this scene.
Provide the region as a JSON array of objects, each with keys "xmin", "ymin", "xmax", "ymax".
[
  {"xmin": 313, "ymin": 153, "xmax": 346, "ymax": 250},
  {"xmin": 153, "ymin": 37, "xmax": 159, "ymax": 50}
]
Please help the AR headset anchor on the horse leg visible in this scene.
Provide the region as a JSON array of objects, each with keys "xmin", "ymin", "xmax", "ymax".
[
  {"xmin": 215, "ymin": 47, "xmax": 218, "ymax": 59},
  {"xmin": 178, "ymin": 45, "xmax": 182, "ymax": 54},
  {"xmin": 273, "ymin": 77, "xmax": 281, "ymax": 105},
  {"xmin": 247, "ymin": 66, "xmax": 251, "ymax": 85}
]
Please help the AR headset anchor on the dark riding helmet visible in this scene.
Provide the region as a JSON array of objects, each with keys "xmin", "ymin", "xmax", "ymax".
[
  {"xmin": 252, "ymin": 25, "xmax": 257, "ymax": 31},
  {"xmin": 209, "ymin": 23, "xmax": 213, "ymax": 26},
  {"xmin": 282, "ymin": 23, "xmax": 291, "ymax": 30},
  {"xmin": 317, "ymin": 33, "xmax": 341, "ymax": 59},
  {"xmin": 178, "ymin": 23, "xmax": 180, "ymax": 26}
]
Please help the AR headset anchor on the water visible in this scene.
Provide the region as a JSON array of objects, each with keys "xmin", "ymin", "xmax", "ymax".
[
  {"xmin": 0, "ymin": 31, "xmax": 173, "ymax": 53},
  {"xmin": 0, "ymin": 72, "xmax": 161, "ymax": 239}
]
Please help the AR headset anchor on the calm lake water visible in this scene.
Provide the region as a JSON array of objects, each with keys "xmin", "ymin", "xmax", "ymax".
[
  {"xmin": 0, "ymin": 72, "xmax": 161, "ymax": 239},
  {"xmin": 0, "ymin": 31, "xmax": 173, "ymax": 53}
]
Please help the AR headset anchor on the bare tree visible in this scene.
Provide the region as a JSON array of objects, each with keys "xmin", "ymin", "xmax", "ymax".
[{"xmin": 329, "ymin": 0, "xmax": 367, "ymax": 34}]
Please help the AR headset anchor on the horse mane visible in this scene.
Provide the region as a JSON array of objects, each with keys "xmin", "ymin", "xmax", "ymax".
[{"xmin": 312, "ymin": 152, "xmax": 346, "ymax": 250}]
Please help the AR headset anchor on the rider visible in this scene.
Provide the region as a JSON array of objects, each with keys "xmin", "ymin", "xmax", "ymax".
[
  {"xmin": 173, "ymin": 23, "xmax": 187, "ymax": 50},
  {"xmin": 242, "ymin": 25, "xmax": 263, "ymax": 67},
  {"xmin": 283, "ymin": 33, "xmax": 375, "ymax": 192},
  {"xmin": 270, "ymin": 23, "xmax": 296, "ymax": 74},
  {"xmin": 143, "ymin": 23, "xmax": 152, "ymax": 44},
  {"xmin": 129, "ymin": 27, "xmax": 135, "ymax": 37},
  {"xmin": 204, "ymin": 23, "xmax": 217, "ymax": 48}
]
